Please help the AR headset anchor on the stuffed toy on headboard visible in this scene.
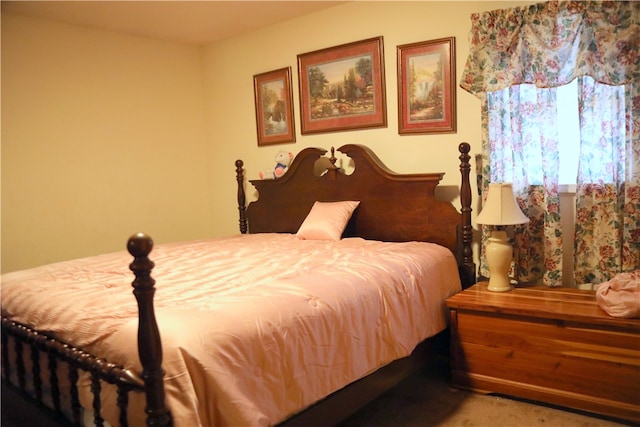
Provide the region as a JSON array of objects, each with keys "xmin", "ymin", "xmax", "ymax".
[{"xmin": 259, "ymin": 150, "xmax": 293, "ymax": 180}]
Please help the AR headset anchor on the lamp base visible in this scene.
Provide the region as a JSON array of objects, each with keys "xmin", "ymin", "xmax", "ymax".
[
  {"xmin": 487, "ymin": 280, "xmax": 513, "ymax": 292},
  {"xmin": 485, "ymin": 230, "xmax": 513, "ymax": 292}
]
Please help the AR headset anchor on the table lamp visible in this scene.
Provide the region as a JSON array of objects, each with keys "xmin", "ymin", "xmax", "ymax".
[{"xmin": 475, "ymin": 183, "xmax": 529, "ymax": 292}]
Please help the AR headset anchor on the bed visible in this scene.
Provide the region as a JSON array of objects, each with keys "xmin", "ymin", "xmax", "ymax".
[{"xmin": 1, "ymin": 143, "xmax": 474, "ymax": 427}]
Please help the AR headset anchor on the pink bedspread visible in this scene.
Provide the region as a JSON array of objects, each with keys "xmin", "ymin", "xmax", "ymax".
[{"xmin": 1, "ymin": 234, "xmax": 461, "ymax": 426}]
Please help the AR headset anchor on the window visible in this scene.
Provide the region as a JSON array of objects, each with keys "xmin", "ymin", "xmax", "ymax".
[
  {"xmin": 557, "ymin": 78, "xmax": 626, "ymax": 189},
  {"xmin": 557, "ymin": 80, "xmax": 579, "ymax": 188}
]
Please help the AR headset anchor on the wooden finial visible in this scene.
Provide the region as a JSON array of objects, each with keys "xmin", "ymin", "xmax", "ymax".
[
  {"xmin": 127, "ymin": 233, "xmax": 153, "ymax": 259},
  {"xmin": 326, "ymin": 147, "xmax": 340, "ymax": 180},
  {"xmin": 329, "ymin": 147, "xmax": 337, "ymax": 168}
]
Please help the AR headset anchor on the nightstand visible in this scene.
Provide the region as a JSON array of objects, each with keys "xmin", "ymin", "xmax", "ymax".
[{"xmin": 445, "ymin": 282, "xmax": 640, "ymax": 423}]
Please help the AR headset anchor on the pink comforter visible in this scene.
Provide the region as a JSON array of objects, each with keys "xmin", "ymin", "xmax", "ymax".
[{"xmin": 1, "ymin": 234, "xmax": 461, "ymax": 426}]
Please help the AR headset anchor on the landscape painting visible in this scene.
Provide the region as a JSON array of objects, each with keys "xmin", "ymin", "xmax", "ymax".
[
  {"xmin": 253, "ymin": 67, "xmax": 296, "ymax": 146},
  {"xmin": 397, "ymin": 37, "xmax": 456, "ymax": 134},
  {"xmin": 298, "ymin": 37, "xmax": 387, "ymax": 134}
]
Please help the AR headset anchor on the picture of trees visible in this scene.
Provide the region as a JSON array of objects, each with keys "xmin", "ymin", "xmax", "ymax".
[
  {"xmin": 397, "ymin": 37, "xmax": 456, "ymax": 134},
  {"xmin": 297, "ymin": 36, "xmax": 386, "ymax": 134},
  {"xmin": 306, "ymin": 54, "xmax": 375, "ymax": 120},
  {"xmin": 406, "ymin": 51, "xmax": 444, "ymax": 122},
  {"xmin": 260, "ymin": 78, "xmax": 288, "ymax": 136},
  {"xmin": 253, "ymin": 67, "xmax": 295, "ymax": 145}
]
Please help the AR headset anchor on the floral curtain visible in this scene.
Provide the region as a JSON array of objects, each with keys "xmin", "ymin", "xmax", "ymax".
[
  {"xmin": 461, "ymin": 1, "xmax": 639, "ymax": 94},
  {"xmin": 462, "ymin": 1, "xmax": 640, "ymax": 286},
  {"xmin": 574, "ymin": 77, "xmax": 640, "ymax": 284},
  {"xmin": 482, "ymin": 85, "xmax": 563, "ymax": 285}
]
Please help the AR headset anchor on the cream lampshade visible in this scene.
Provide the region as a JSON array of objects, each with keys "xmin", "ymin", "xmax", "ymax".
[{"xmin": 476, "ymin": 183, "xmax": 529, "ymax": 292}]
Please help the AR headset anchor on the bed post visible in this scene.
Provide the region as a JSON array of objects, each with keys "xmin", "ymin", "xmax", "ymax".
[
  {"xmin": 128, "ymin": 233, "xmax": 172, "ymax": 427},
  {"xmin": 458, "ymin": 142, "xmax": 476, "ymax": 288},
  {"xmin": 236, "ymin": 160, "xmax": 248, "ymax": 234}
]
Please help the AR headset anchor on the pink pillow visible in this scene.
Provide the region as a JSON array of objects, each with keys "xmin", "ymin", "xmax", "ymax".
[{"xmin": 296, "ymin": 201, "xmax": 360, "ymax": 241}]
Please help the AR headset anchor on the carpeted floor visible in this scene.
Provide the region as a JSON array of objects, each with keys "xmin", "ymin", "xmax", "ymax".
[{"xmin": 338, "ymin": 355, "xmax": 637, "ymax": 427}]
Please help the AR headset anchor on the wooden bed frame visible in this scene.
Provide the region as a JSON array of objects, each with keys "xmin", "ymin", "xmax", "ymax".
[{"xmin": 2, "ymin": 142, "xmax": 474, "ymax": 427}]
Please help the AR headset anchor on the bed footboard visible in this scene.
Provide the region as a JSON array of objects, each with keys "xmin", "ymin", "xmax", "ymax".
[
  {"xmin": 1, "ymin": 234, "xmax": 172, "ymax": 427},
  {"xmin": 1, "ymin": 318, "xmax": 145, "ymax": 426}
]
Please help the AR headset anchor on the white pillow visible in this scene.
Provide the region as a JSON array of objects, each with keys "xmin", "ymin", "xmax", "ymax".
[{"xmin": 296, "ymin": 201, "xmax": 360, "ymax": 241}]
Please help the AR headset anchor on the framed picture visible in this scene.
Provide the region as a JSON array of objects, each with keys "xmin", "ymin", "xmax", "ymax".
[
  {"xmin": 297, "ymin": 36, "xmax": 387, "ymax": 135},
  {"xmin": 397, "ymin": 37, "xmax": 456, "ymax": 135},
  {"xmin": 253, "ymin": 67, "xmax": 296, "ymax": 146}
]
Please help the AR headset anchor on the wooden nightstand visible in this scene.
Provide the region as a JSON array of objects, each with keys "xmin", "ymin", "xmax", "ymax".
[{"xmin": 446, "ymin": 282, "xmax": 640, "ymax": 423}]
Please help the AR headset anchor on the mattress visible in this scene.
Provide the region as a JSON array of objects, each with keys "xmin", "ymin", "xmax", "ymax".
[{"xmin": 1, "ymin": 233, "xmax": 462, "ymax": 426}]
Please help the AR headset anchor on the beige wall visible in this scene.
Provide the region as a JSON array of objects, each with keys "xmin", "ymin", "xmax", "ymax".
[
  {"xmin": 1, "ymin": 13, "xmax": 213, "ymax": 272},
  {"xmin": 1, "ymin": 1, "xmax": 531, "ymax": 273}
]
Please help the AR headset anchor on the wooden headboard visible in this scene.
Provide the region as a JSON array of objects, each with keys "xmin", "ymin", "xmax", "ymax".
[{"xmin": 236, "ymin": 143, "xmax": 474, "ymax": 286}]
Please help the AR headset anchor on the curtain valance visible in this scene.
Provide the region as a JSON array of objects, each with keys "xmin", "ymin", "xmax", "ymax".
[{"xmin": 460, "ymin": 1, "xmax": 640, "ymax": 95}]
